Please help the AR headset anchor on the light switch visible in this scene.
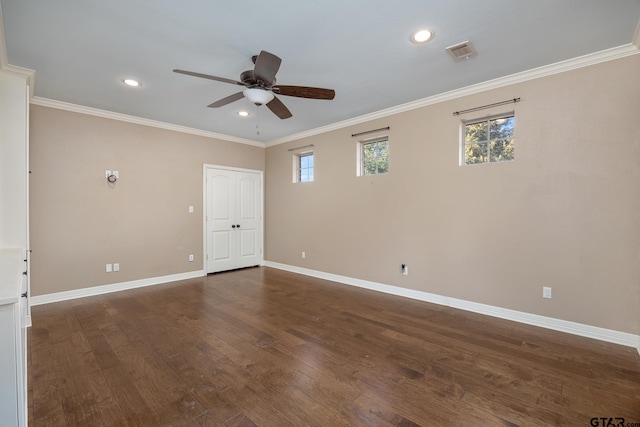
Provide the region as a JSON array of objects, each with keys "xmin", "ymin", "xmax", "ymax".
[{"xmin": 188, "ymin": 206, "xmax": 194, "ymax": 213}]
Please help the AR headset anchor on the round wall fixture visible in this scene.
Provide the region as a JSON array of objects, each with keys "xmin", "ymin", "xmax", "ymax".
[{"xmin": 106, "ymin": 170, "xmax": 119, "ymax": 183}]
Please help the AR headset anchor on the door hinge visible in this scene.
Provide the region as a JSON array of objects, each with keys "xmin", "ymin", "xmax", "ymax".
[{"xmin": 21, "ymin": 292, "xmax": 28, "ymax": 298}]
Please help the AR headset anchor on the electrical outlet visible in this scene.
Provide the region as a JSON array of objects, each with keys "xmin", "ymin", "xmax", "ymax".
[
  {"xmin": 543, "ymin": 287, "xmax": 552, "ymax": 299},
  {"xmin": 106, "ymin": 263, "xmax": 112, "ymax": 273},
  {"xmin": 301, "ymin": 251, "xmax": 306, "ymax": 259},
  {"xmin": 113, "ymin": 263, "xmax": 120, "ymax": 272},
  {"xmin": 401, "ymin": 264, "xmax": 408, "ymax": 275},
  {"xmin": 188, "ymin": 254, "xmax": 194, "ymax": 262}
]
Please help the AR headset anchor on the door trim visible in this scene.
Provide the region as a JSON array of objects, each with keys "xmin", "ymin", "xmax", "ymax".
[{"xmin": 202, "ymin": 164, "xmax": 264, "ymax": 273}]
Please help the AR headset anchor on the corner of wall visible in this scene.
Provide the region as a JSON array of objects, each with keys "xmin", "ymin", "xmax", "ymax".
[
  {"xmin": 0, "ymin": 2, "xmax": 7, "ymax": 69},
  {"xmin": 0, "ymin": 5, "xmax": 36, "ymax": 95},
  {"xmin": 633, "ymin": 17, "xmax": 640, "ymax": 50}
]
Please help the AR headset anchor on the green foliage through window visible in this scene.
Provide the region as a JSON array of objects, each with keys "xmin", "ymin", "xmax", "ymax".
[
  {"xmin": 464, "ymin": 115, "xmax": 514, "ymax": 164},
  {"xmin": 361, "ymin": 139, "xmax": 389, "ymax": 175}
]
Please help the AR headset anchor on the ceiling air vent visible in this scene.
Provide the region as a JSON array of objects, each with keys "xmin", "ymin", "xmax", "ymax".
[{"xmin": 446, "ymin": 41, "xmax": 477, "ymax": 61}]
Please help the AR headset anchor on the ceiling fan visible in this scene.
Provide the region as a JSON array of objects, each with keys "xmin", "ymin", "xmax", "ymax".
[{"xmin": 174, "ymin": 50, "xmax": 335, "ymax": 119}]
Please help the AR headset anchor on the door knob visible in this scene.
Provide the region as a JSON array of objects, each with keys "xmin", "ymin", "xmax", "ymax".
[
  {"xmin": 236, "ymin": 224, "xmax": 241, "ymax": 228},
  {"xmin": 231, "ymin": 225, "xmax": 236, "ymax": 228}
]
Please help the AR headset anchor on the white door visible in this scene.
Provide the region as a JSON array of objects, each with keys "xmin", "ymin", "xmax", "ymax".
[
  {"xmin": 206, "ymin": 167, "xmax": 262, "ymax": 273},
  {"xmin": 235, "ymin": 171, "xmax": 261, "ymax": 268}
]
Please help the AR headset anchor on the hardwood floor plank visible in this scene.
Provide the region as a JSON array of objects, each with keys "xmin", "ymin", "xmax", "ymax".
[
  {"xmin": 100, "ymin": 364, "xmax": 155, "ymax": 425},
  {"xmin": 31, "ymin": 380, "xmax": 66, "ymax": 426},
  {"xmin": 29, "ymin": 267, "xmax": 640, "ymax": 426},
  {"xmin": 61, "ymin": 392, "xmax": 104, "ymax": 427},
  {"xmin": 225, "ymin": 412, "xmax": 258, "ymax": 427}
]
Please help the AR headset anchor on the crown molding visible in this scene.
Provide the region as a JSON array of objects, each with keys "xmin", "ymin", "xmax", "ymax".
[
  {"xmin": 1, "ymin": 64, "xmax": 35, "ymax": 95},
  {"xmin": 26, "ymin": 42, "xmax": 640, "ymax": 149},
  {"xmin": 265, "ymin": 43, "xmax": 640, "ymax": 147},
  {"xmin": 30, "ymin": 97, "xmax": 265, "ymax": 148},
  {"xmin": 5, "ymin": 0, "xmax": 638, "ymax": 151}
]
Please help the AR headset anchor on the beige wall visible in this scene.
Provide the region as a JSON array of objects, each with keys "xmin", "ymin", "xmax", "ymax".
[
  {"xmin": 29, "ymin": 105, "xmax": 264, "ymax": 295},
  {"xmin": 265, "ymin": 54, "xmax": 640, "ymax": 335}
]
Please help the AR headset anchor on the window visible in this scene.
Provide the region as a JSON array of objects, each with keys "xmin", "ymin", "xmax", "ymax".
[
  {"xmin": 463, "ymin": 114, "xmax": 514, "ymax": 165},
  {"xmin": 359, "ymin": 138, "xmax": 389, "ymax": 176},
  {"xmin": 295, "ymin": 152, "xmax": 314, "ymax": 182}
]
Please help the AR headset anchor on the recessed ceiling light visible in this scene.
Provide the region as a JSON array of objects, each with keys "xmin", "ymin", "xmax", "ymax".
[
  {"xmin": 411, "ymin": 29, "xmax": 435, "ymax": 44},
  {"xmin": 237, "ymin": 111, "xmax": 249, "ymax": 117},
  {"xmin": 122, "ymin": 78, "xmax": 141, "ymax": 87}
]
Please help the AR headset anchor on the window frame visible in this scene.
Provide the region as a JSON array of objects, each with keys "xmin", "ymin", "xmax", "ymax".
[
  {"xmin": 357, "ymin": 136, "xmax": 389, "ymax": 176},
  {"xmin": 461, "ymin": 113, "xmax": 515, "ymax": 165},
  {"xmin": 293, "ymin": 151, "xmax": 314, "ymax": 183}
]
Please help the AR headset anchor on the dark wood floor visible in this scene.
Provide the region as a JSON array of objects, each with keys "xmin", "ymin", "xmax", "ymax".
[{"xmin": 29, "ymin": 267, "xmax": 640, "ymax": 426}]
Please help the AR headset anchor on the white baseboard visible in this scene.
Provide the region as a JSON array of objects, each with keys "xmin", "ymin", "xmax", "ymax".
[
  {"xmin": 30, "ymin": 270, "xmax": 206, "ymax": 306},
  {"xmin": 264, "ymin": 261, "xmax": 640, "ymax": 354}
]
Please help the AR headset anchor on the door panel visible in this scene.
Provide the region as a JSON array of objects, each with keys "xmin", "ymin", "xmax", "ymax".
[
  {"xmin": 239, "ymin": 229, "xmax": 257, "ymax": 258},
  {"xmin": 211, "ymin": 174, "xmax": 232, "ymax": 220},
  {"xmin": 212, "ymin": 231, "xmax": 231, "ymax": 260},
  {"xmin": 206, "ymin": 169, "xmax": 236, "ymax": 273},
  {"xmin": 238, "ymin": 175, "xmax": 257, "ymax": 220},
  {"xmin": 236, "ymin": 172, "xmax": 261, "ymax": 267}
]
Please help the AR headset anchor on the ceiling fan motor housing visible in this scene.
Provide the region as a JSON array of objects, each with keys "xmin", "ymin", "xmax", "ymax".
[
  {"xmin": 240, "ymin": 70, "xmax": 276, "ymax": 88},
  {"xmin": 240, "ymin": 70, "xmax": 256, "ymax": 86}
]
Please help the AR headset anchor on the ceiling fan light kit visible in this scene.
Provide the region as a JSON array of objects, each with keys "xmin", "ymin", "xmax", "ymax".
[
  {"xmin": 243, "ymin": 88, "xmax": 274, "ymax": 105},
  {"xmin": 174, "ymin": 50, "xmax": 335, "ymax": 120}
]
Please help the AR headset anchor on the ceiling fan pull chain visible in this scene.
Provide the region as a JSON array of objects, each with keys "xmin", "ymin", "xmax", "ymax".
[{"xmin": 256, "ymin": 104, "xmax": 260, "ymax": 136}]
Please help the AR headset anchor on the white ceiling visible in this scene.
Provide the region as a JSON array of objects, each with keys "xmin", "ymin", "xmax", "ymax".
[{"xmin": 1, "ymin": 0, "xmax": 639, "ymax": 144}]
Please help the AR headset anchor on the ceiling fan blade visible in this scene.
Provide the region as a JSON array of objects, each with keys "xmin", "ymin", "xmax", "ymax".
[
  {"xmin": 266, "ymin": 96, "xmax": 292, "ymax": 119},
  {"xmin": 253, "ymin": 51, "xmax": 281, "ymax": 85},
  {"xmin": 173, "ymin": 69, "xmax": 244, "ymax": 86},
  {"xmin": 273, "ymin": 85, "xmax": 335, "ymax": 100},
  {"xmin": 207, "ymin": 91, "xmax": 245, "ymax": 108}
]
